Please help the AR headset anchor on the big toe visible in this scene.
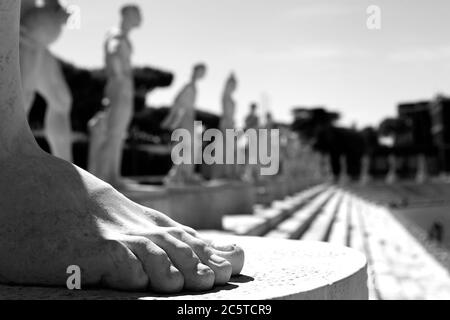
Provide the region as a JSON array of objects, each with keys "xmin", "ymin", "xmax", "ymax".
[{"xmin": 212, "ymin": 244, "xmax": 245, "ymax": 276}]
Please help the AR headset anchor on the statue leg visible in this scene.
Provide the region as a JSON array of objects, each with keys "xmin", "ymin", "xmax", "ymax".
[
  {"xmin": 36, "ymin": 50, "xmax": 73, "ymax": 162},
  {"xmin": 93, "ymin": 79, "xmax": 133, "ymax": 186},
  {"xmin": 88, "ymin": 111, "xmax": 108, "ymax": 177},
  {"xmin": 108, "ymin": 132, "xmax": 127, "ymax": 187},
  {"xmin": 106, "ymin": 94, "xmax": 133, "ymax": 187},
  {"xmin": 184, "ymin": 129, "xmax": 196, "ymax": 181},
  {"xmin": 165, "ymin": 124, "xmax": 204, "ymax": 186}
]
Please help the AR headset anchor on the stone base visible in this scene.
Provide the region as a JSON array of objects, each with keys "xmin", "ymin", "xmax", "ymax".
[
  {"xmin": 0, "ymin": 236, "xmax": 368, "ymax": 300},
  {"xmin": 123, "ymin": 181, "xmax": 255, "ymax": 230}
]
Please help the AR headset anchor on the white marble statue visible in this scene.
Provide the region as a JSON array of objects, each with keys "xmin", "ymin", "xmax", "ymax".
[
  {"xmin": 88, "ymin": 5, "xmax": 142, "ymax": 188},
  {"xmin": 339, "ymin": 155, "xmax": 350, "ymax": 184},
  {"xmin": 220, "ymin": 73, "xmax": 237, "ymax": 133},
  {"xmin": 216, "ymin": 73, "xmax": 239, "ymax": 180},
  {"xmin": 416, "ymin": 154, "xmax": 428, "ymax": 184},
  {"xmin": 386, "ymin": 154, "xmax": 398, "ymax": 185},
  {"xmin": 260, "ymin": 112, "xmax": 280, "ymax": 182},
  {"xmin": 162, "ymin": 64, "xmax": 207, "ymax": 186},
  {"xmin": 360, "ymin": 155, "xmax": 372, "ymax": 185},
  {"xmin": 243, "ymin": 103, "xmax": 261, "ymax": 182},
  {"xmin": 20, "ymin": 0, "xmax": 73, "ymax": 162}
]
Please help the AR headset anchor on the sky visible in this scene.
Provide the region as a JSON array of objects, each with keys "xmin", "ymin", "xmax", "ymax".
[{"xmin": 51, "ymin": 0, "xmax": 450, "ymax": 129}]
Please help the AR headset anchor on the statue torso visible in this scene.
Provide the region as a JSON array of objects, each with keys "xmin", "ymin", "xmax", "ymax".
[
  {"xmin": 104, "ymin": 29, "xmax": 133, "ymax": 79},
  {"xmin": 175, "ymin": 83, "xmax": 196, "ymax": 111},
  {"xmin": 245, "ymin": 113, "xmax": 260, "ymax": 130},
  {"xmin": 174, "ymin": 83, "xmax": 196, "ymax": 130},
  {"xmin": 221, "ymin": 94, "xmax": 235, "ymax": 130}
]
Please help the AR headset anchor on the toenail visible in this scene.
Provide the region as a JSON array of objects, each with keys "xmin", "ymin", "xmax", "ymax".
[
  {"xmin": 167, "ymin": 265, "xmax": 182, "ymax": 278},
  {"xmin": 215, "ymin": 243, "xmax": 237, "ymax": 252},
  {"xmin": 196, "ymin": 264, "xmax": 213, "ymax": 276},
  {"xmin": 209, "ymin": 254, "xmax": 227, "ymax": 265}
]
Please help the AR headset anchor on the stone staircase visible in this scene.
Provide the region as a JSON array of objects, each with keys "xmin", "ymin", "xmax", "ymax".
[{"xmin": 222, "ymin": 184, "xmax": 450, "ymax": 300}]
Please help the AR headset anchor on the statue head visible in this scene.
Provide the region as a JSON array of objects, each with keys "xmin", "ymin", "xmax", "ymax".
[
  {"xmin": 225, "ymin": 73, "xmax": 237, "ymax": 93},
  {"xmin": 192, "ymin": 63, "xmax": 207, "ymax": 82},
  {"xmin": 21, "ymin": 0, "xmax": 70, "ymax": 46},
  {"xmin": 250, "ymin": 103, "xmax": 258, "ymax": 113},
  {"xmin": 121, "ymin": 4, "xmax": 142, "ymax": 32}
]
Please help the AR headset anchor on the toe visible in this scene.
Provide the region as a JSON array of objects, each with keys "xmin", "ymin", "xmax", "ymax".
[
  {"xmin": 124, "ymin": 236, "xmax": 184, "ymax": 294},
  {"xmin": 206, "ymin": 254, "xmax": 233, "ymax": 285},
  {"xmin": 211, "ymin": 245, "xmax": 245, "ymax": 276},
  {"xmin": 200, "ymin": 237, "xmax": 245, "ymax": 275},
  {"xmin": 99, "ymin": 240, "xmax": 149, "ymax": 291},
  {"xmin": 149, "ymin": 232, "xmax": 215, "ymax": 292}
]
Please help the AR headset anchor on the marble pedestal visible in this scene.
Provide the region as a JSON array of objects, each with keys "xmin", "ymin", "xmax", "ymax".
[
  {"xmin": 0, "ymin": 236, "xmax": 368, "ymax": 300},
  {"xmin": 124, "ymin": 181, "xmax": 256, "ymax": 230}
]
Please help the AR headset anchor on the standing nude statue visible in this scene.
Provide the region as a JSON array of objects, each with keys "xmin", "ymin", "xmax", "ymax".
[
  {"xmin": 217, "ymin": 73, "xmax": 238, "ymax": 180},
  {"xmin": 386, "ymin": 154, "xmax": 398, "ymax": 185},
  {"xmin": 243, "ymin": 103, "xmax": 261, "ymax": 182},
  {"xmin": 0, "ymin": 0, "xmax": 243, "ymax": 293},
  {"xmin": 339, "ymin": 155, "xmax": 350, "ymax": 185},
  {"xmin": 162, "ymin": 64, "xmax": 207, "ymax": 186},
  {"xmin": 88, "ymin": 5, "xmax": 141, "ymax": 188},
  {"xmin": 416, "ymin": 154, "xmax": 428, "ymax": 184},
  {"xmin": 260, "ymin": 112, "xmax": 278, "ymax": 182},
  {"xmin": 220, "ymin": 74, "xmax": 237, "ymax": 132},
  {"xmin": 360, "ymin": 155, "xmax": 372, "ymax": 185},
  {"xmin": 20, "ymin": 0, "xmax": 73, "ymax": 162}
]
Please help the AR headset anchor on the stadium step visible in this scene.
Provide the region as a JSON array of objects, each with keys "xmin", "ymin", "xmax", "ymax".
[
  {"xmin": 300, "ymin": 191, "xmax": 343, "ymax": 242},
  {"xmin": 265, "ymin": 187, "xmax": 336, "ymax": 239},
  {"xmin": 223, "ymin": 184, "xmax": 330, "ymax": 236},
  {"xmin": 327, "ymin": 193, "xmax": 351, "ymax": 246}
]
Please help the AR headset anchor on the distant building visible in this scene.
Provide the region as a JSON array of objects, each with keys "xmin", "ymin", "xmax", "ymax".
[
  {"xmin": 430, "ymin": 96, "xmax": 450, "ymax": 173},
  {"xmin": 393, "ymin": 101, "xmax": 441, "ymax": 177},
  {"xmin": 397, "ymin": 101, "xmax": 433, "ymax": 149}
]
